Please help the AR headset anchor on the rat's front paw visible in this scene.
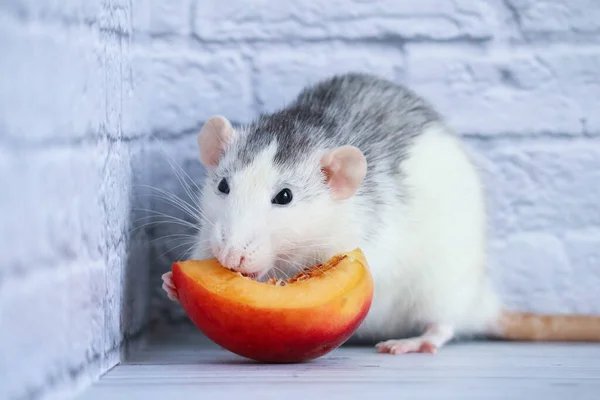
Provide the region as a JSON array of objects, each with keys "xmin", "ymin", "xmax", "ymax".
[{"xmin": 161, "ymin": 271, "xmax": 179, "ymax": 301}]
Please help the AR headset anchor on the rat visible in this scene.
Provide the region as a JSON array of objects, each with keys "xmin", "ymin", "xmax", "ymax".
[{"xmin": 161, "ymin": 72, "xmax": 600, "ymax": 354}]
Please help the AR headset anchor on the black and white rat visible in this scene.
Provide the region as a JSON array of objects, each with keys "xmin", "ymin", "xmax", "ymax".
[{"xmin": 162, "ymin": 73, "xmax": 600, "ymax": 354}]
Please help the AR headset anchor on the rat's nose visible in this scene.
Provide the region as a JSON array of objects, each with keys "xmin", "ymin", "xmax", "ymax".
[{"xmin": 218, "ymin": 248, "xmax": 245, "ymax": 271}]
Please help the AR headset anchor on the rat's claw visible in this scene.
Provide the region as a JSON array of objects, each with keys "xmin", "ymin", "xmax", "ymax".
[
  {"xmin": 161, "ymin": 272, "xmax": 179, "ymax": 301},
  {"xmin": 162, "ymin": 282, "xmax": 179, "ymax": 301}
]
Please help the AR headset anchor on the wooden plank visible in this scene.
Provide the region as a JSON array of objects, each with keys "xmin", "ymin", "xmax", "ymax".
[{"xmin": 76, "ymin": 325, "xmax": 600, "ymax": 400}]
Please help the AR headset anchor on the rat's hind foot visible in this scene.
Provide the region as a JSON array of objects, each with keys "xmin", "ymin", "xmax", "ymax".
[
  {"xmin": 376, "ymin": 324, "xmax": 454, "ymax": 355},
  {"xmin": 376, "ymin": 337, "xmax": 437, "ymax": 354},
  {"xmin": 161, "ymin": 271, "xmax": 179, "ymax": 301}
]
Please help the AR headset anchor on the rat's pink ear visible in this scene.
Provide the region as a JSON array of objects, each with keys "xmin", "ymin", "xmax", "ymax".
[
  {"xmin": 320, "ymin": 145, "xmax": 367, "ymax": 200},
  {"xmin": 197, "ymin": 115, "xmax": 234, "ymax": 168}
]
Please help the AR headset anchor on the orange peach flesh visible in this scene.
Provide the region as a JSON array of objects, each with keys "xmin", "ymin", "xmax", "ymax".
[{"xmin": 172, "ymin": 248, "xmax": 374, "ymax": 363}]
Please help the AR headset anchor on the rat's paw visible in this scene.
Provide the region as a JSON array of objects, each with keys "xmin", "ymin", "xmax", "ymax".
[
  {"xmin": 375, "ymin": 324, "xmax": 454, "ymax": 355},
  {"xmin": 376, "ymin": 338, "xmax": 437, "ymax": 355},
  {"xmin": 161, "ymin": 271, "xmax": 179, "ymax": 301}
]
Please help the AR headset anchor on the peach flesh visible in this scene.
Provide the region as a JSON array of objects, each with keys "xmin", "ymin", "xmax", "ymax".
[{"xmin": 172, "ymin": 248, "xmax": 374, "ymax": 363}]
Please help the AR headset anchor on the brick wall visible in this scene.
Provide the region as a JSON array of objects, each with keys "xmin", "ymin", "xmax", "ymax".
[
  {"xmin": 0, "ymin": 1, "xmax": 152, "ymax": 399},
  {"xmin": 1, "ymin": 0, "xmax": 599, "ymax": 399}
]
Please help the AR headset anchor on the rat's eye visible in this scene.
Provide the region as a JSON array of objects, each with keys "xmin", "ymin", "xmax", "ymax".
[
  {"xmin": 272, "ymin": 188, "xmax": 293, "ymax": 205},
  {"xmin": 218, "ymin": 178, "xmax": 230, "ymax": 194}
]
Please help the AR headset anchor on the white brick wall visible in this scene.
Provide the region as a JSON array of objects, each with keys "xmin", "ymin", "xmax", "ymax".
[
  {"xmin": 0, "ymin": 1, "xmax": 151, "ymax": 399},
  {"xmin": 2, "ymin": 0, "xmax": 600, "ymax": 399}
]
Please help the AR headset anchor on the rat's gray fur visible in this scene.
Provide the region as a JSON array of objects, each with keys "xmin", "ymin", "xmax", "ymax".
[
  {"xmin": 224, "ymin": 73, "xmax": 445, "ymax": 235},
  {"xmin": 239, "ymin": 73, "xmax": 442, "ymax": 171}
]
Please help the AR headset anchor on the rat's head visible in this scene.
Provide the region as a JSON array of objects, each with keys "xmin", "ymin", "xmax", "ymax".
[{"xmin": 195, "ymin": 115, "xmax": 367, "ymax": 279}]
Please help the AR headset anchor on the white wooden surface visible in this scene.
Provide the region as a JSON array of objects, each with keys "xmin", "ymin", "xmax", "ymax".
[{"xmin": 77, "ymin": 324, "xmax": 600, "ymax": 399}]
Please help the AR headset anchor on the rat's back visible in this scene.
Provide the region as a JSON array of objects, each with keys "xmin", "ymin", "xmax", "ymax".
[{"xmin": 291, "ymin": 73, "xmax": 445, "ymax": 174}]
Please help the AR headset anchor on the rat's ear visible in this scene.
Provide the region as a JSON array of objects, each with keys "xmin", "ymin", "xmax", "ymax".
[
  {"xmin": 320, "ymin": 145, "xmax": 367, "ymax": 200},
  {"xmin": 197, "ymin": 115, "xmax": 234, "ymax": 168}
]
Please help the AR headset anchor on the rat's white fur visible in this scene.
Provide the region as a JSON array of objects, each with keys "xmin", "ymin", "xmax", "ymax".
[{"xmin": 352, "ymin": 124, "xmax": 502, "ymax": 342}]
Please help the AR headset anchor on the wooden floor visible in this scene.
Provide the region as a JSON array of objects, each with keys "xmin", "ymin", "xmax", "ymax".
[{"xmin": 77, "ymin": 324, "xmax": 600, "ymax": 399}]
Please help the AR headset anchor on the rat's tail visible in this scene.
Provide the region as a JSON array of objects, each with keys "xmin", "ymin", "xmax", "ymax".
[{"xmin": 496, "ymin": 309, "xmax": 600, "ymax": 341}]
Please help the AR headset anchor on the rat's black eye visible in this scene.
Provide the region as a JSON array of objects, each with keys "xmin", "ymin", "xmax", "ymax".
[
  {"xmin": 272, "ymin": 188, "xmax": 293, "ymax": 205},
  {"xmin": 217, "ymin": 178, "xmax": 230, "ymax": 194}
]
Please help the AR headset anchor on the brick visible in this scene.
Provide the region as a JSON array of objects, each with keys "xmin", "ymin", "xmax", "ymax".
[
  {"xmin": 255, "ymin": 45, "xmax": 403, "ymax": 113},
  {"xmin": 128, "ymin": 48, "xmax": 253, "ymax": 135},
  {"xmin": 563, "ymin": 231, "xmax": 600, "ymax": 314},
  {"xmin": 131, "ymin": 0, "xmax": 191, "ymax": 35},
  {"xmin": 101, "ymin": 142, "xmax": 133, "ymax": 246},
  {"xmin": 99, "ymin": 0, "xmax": 131, "ymax": 34},
  {"xmin": 505, "ymin": 0, "xmax": 600, "ymax": 40},
  {"xmin": 103, "ymin": 40, "xmax": 129, "ymax": 139},
  {"xmin": 0, "ymin": 19, "xmax": 105, "ymax": 143},
  {"xmin": 470, "ymin": 139, "xmax": 600, "ymax": 237},
  {"xmin": 0, "ymin": 142, "xmax": 130, "ymax": 278},
  {"xmin": 0, "ymin": 1, "xmax": 138, "ymax": 398},
  {"xmin": 0, "ymin": 0, "xmax": 101, "ymax": 25},
  {"xmin": 0, "ymin": 143, "xmax": 137, "ymax": 397},
  {"xmin": 488, "ymin": 233, "xmax": 576, "ymax": 314},
  {"xmin": 0, "ymin": 262, "xmax": 111, "ymax": 400},
  {"xmin": 193, "ymin": 0, "xmax": 496, "ymax": 41},
  {"xmin": 406, "ymin": 47, "xmax": 600, "ymax": 135}
]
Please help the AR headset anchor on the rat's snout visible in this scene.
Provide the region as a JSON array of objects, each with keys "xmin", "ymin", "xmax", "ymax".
[
  {"xmin": 215, "ymin": 245, "xmax": 261, "ymax": 279},
  {"xmin": 211, "ymin": 222, "xmax": 268, "ymax": 277},
  {"xmin": 216, "ymin": 247, "xmax": 245, "ymax": 271}
]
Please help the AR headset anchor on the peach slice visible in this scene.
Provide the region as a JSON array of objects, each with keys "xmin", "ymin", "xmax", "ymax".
[{"xmin": 171, "ymin": 248, "xmax": 374, "ymax": 363}]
